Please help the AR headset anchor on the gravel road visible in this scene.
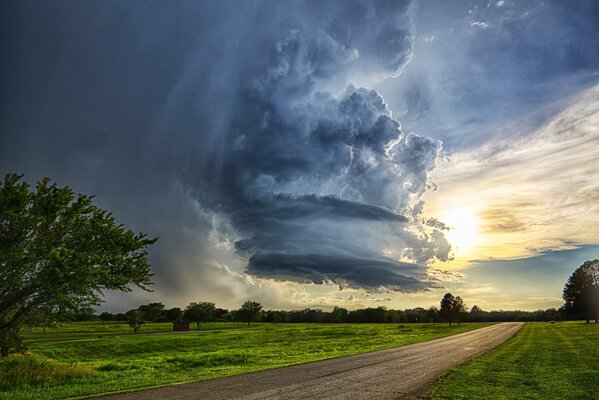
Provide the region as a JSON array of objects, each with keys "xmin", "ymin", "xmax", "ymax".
[{"xmin": 98, "ymin": 322, "xmax": 523, "ymax": 400}]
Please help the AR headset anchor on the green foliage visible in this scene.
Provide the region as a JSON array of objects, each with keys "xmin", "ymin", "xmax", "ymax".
[
  {"xmin": 429, "ymin": 322, "xmax": 599, "ymax": 399},
  {"xmin": 184, "ymin": 302, "xmax": 216, "ymax": 329},
  {"xmin": 165, "ymin": 307, "xmax": 183, "ymax": 322},
  {"xmin": 0, "ymin": 328, "xmax": 25, "ymax": 357},
  {"xmin": 0, "ymin": 173, "xmax": 157, "ymax": 355},
  {"xmin": 439, "ymin": 293, "xmax": 467, "ymax": 326},
  {"xmin": 0, "ymin": 322, "xmax": 483, "ymax": 399},
  {"xmin": 137, "ymin": 303, "xmax": 164, "ymax": 322},
  {"xmin": 126, "ymin": 310, "xmax": 145, "ymax": 334},
  {"xmin": 563, "ymin": 259, "xmax": 599, "ymax": 322},
  {"xmin": 237, "ymin": 301, "xmax": 263, "ymax": 327}
]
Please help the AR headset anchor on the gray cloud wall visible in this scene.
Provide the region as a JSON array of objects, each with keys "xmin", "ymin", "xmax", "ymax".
[{"xmin": 1, "ymin": 1, "xmax": 451, "ymax": 307}]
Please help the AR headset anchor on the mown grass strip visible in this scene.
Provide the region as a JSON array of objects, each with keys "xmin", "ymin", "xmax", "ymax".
[{"xmin": 428, "ymin": 321, "xmax": 599, "ymax": 400}]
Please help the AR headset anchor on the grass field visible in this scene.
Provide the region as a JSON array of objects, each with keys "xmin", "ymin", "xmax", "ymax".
[
  {"xmin": 21, "ymin": 321, "xmax": 251, "ymax": 341},
  {"xmin": 428, "ymin": 322, "xmax": 599, "ymax": 400},
  {"xmin": 2, "ymin": 322, "xmax": 484, "ymax": 400}
]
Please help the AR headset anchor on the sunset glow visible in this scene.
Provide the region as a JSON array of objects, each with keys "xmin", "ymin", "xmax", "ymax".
[{"xmin": 441, "ymin": 208, "xmax": 480, "ymax": 257}]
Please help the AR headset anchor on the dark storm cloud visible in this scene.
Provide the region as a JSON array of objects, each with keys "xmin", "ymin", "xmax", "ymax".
[
  {"xmin": 247, "ymin": 252, "xmax": 434, "ymax": 291},
  {"xmin": 1, "ymin": 0, "xmax": 447, "ymax": 297}
]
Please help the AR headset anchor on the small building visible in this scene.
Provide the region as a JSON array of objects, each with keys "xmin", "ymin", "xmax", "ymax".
[{"xmin": 173, "ymin": 321, "xmax": 190, "ymax": 331}]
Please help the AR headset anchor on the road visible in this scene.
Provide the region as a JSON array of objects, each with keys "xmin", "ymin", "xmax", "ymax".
[{"xmin": 98, "ymin": 322, "xmax": 523, "ymax": 400}]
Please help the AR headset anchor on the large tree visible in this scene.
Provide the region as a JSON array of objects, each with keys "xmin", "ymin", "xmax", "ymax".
[
  {"xmin": 0, "ymin": 174, "xmax": 157, "ymax": 355},
  {"xmin": 439, "ymin": 293, "xmax": 468, "ymax": 326},
  {"xmin": 563, "ymin": 260, "xmax": 599, "ymax": 323},
  {"xmin": 184, "ymin": 301, "xmax": 216, "ymax": 329},
  {"xmin": 238, "ymin": 301, "xmax": 263, "ymax": 327}
]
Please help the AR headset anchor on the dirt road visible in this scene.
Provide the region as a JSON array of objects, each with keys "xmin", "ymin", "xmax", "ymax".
[{"xmin": 99, "ymin": 322, "xmax": 523, "ymax": 400}]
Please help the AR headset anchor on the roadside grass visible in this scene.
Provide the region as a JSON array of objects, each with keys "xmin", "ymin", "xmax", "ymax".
[
  {"xmin": 2, "ymin": 322, "xmax": 485, "ymax": 399},
  {"xmin": 428, "ymin": 321, "xmax": 599, "ymax": 400}
]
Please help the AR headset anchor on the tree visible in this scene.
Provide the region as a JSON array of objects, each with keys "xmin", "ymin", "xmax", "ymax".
[
  {"xmin": 184, "ymin": 302, "xmax": 216, "ymax": 329},
  {"xmin": 126, "ymin": 309, "xmax": 145, "ymax": 333},
  {"xmin": 137, "ymin": 302, "xmax": 165, "ymax": 322},
  {"xmin": 452, "ymin": 296, "xmax": 467, "ymax": 325},
  {"xmin": 331, "ymin": 306, "xmax": 349, "ymax": 323},
  {"xmin": 214, "ymin": 307, "xmax": 229, "ymax": 321},
  {"xmin": 165, "ymin": 307, "xmax": 183, "ymax": 322},
  {"xmin": 470, "ymin": 305, "xmax": 483, "ymax": 323},
  {"xmin": 439, "ymin": 293, "xmax": 468, "ymax": 326},
  {"xmin": 440, "ymin": 293, "xmax": 455, "ymax": 326},
  {"xmin": 99, "ymin": 312, "xmax": 115, "ymax": 322},
  {"xmin": 238, "ymin": 301, "xmax": 262, "ymax": 327},
  {"xmin": 563, "ymin": 260, "xmax": 599, "ymax": 323},
  {"xmin": 0, "ymin": 174, "xmax": 157, "ymax": 356},
  {"xmin": 425, "ymin": 306, "xmax": 439, "ymax": 324}
]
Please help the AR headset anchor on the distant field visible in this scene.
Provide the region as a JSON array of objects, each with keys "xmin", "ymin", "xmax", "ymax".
[
  {"xmin": 21, "ymin": 321, "xmax": 250, "ymax": 341},
  {"xmin": 2, "ymin": 322, "xmax": 485, "ymax": 400},
  {"xmin": 428, "ymin": 321, "xmax": 599, "ymax": 399}
]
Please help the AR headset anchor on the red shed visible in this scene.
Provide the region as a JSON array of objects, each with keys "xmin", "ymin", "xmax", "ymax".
[{"xmin": 173, "ymin": 321, "xmax": 190, "ymax": 331}]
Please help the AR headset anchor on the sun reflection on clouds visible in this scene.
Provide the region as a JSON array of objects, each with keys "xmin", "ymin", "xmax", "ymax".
[
  {"xmin": 439, "ymin": 207, "xmax": 481, "ymax": 256},
  {"xmin": 425, "ymin": 84, "xmax": 599, "ymax": 268}
]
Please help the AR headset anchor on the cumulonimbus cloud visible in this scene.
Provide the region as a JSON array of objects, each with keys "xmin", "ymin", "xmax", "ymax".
[{"xmin": 187, "ymin": 0, "xmax": 449, "ymax": 291}]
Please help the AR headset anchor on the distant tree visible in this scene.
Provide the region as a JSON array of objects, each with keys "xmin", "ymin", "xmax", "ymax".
[
  {"xmin": 425, "ymin": 306, "xmax": 439, "ymax": 324},
  {"xmin": 0, "ymin": 173, "xmax": 157, "ymax": 356},
  {"xmin": 73, "ymin": 306, "xmax": 98, "ymax": 321},
  {"xmin": 114, "ymin": 313, "xmax": 128, "ymax": 323},
  {"xmin": 331, "ymin": 307, "xmax": 349, "ymax": 323},
  {"xmin": 184, "ymin": 302, "xmax": 216, "ymax": 329},
  {"xmin": 562, "ymin": 260, "xmax": 599, "ymax": 323},
  {"xmin": 138, "ymin": 302, "xmax": 165, "ymax": 322},
  {"xmin": 126, "ymin": 309, "xmax": 145, "ymax": 333},
  {"xmin": 452, "ymin": 296, "xmax": 468, "ymax": 325},
  {"xmin": 398, "ymin": 312, "xmax": 409, "ymax": 323},
  {"xmin": 165, "ymin": 307, "xmax": 183, "ymax": 322},
  {"xmin": 470, "ymin": 305, "xmax": 483, "ymax": 323},
  {"xmin": 385, "ymin": 309, "xmax": 401, "ymax": 323},
  {"xmin": 99, "ymin": 312, "xmax": 115, "ymax": 322},
  {"xmin": 238, "ymin": 301, "xmax": 263, "ymax": 327},
  {"xmin": 440, "ymin": 293, "xmax": 468, "ymax": 326},
  {"xmin": 440, "ymin": 293, "xmax": 455, "ymax": 326},
  {"xmin": 214, "ymin": 308, "xmax": 229, "ymax": 321}
]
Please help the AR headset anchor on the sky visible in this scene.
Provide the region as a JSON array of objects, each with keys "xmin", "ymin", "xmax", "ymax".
[{"xmin": 2, "ymin": 0, "xmax": 599, "ymax": 312}]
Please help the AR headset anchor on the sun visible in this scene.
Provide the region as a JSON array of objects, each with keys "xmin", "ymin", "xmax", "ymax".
[{"xmin": 440, "ymin": 208, "xmax": 480, "ymax": 255}]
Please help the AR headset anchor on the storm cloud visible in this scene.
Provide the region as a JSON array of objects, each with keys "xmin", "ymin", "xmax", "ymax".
[{"xmin": 1, "ymin": 0, "xmax": 449, "ymax": 303}]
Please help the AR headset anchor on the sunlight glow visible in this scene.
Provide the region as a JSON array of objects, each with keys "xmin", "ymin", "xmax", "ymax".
[{"xmin": 441, "ymin": 208, "xmax": 480, "ymax": 255}]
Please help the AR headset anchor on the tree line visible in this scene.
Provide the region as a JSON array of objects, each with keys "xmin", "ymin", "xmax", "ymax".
[{"xmin": 77, "ymin": 293, "xmax": 573, "ymax": 333}]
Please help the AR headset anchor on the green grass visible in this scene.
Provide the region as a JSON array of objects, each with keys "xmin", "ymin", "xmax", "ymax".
[
  {"xmin": 21, "ymin": 321, "xmax": 250, "ymax": 341},
  {"xmin": 2, "ymin": 322, "xmax": 484, "ymax": 400},
  {"xmin": 428, "ymin": 322, "xmax": 599, "ymax": 400}
]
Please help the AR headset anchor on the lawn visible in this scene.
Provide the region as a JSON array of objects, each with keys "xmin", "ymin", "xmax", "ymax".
[
  {"xmin": 2, "ymin": 322, "xmax": 484, "ymax": 399},
  {"xmin": 428, "ymin": 321, "xmax": 599, "ymax": 400},
  {"xmin": 21, "ymin": 321, "xmax": 250, "ymax": 342}
]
